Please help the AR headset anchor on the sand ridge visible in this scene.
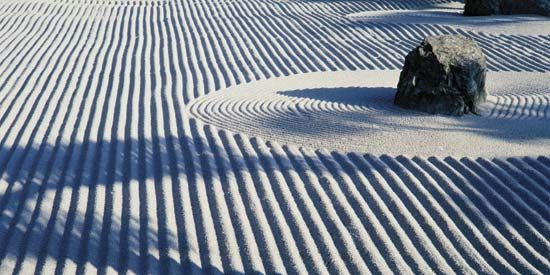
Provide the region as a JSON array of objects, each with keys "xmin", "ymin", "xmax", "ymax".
[{"xmin": 0, "ymin": 0, "xmax": 548, "ymax": 274}]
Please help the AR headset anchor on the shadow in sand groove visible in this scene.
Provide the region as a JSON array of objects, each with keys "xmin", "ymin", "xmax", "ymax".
[
  {"xmin": 0, "ymin": 0, "xmax": 549, "ymax": 273},
  {"xmin": 0, "ymin": 133, "xmax": 262, "ymax": 274},
  {"xmin": 0, "ymin": 128, "xmax": 549, "ymax": 274}
]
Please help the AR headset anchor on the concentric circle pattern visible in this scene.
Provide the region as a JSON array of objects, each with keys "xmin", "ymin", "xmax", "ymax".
[
  {"xmin": 0, "ymin": 0, "xmax": 549, "ymax": 274},
  {"xmin": 189, "ymin": 71, "xmax": 550, "ymax": 156}
]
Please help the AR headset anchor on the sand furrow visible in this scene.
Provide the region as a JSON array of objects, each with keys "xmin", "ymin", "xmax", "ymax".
[{"xmin": 0, "ymin": 0, "xmax": 548, "ymax": 274}]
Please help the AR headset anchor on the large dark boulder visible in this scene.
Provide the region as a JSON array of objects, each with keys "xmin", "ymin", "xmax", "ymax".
[
  {"xmin": 464, "ymin": 0, "xmax": 550, "ymax": 16},
  {"xmin": 394, "ymin": 35, "xmax": 487, "ymax": 116}
]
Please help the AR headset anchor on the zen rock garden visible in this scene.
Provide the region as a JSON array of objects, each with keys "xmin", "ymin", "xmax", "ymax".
[
  {"xmin": 394, "ymin": 35, "xmax": 488, "ymax": 116},
  {"xmin": 394, "ymin": 0, "xmax": 550, "ymax": 116}
]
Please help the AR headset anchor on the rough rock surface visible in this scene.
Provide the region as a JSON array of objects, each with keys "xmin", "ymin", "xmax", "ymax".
[
  {"xmin": 464, "ymin": 0, "xmax": 550, "ymax": 16},
  {"xmin": 394, "ymin": 35, "xmax": 488, "ymax": 116}
]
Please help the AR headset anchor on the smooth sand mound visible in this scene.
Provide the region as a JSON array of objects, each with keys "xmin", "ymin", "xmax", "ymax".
[{"xmin": 189, "ymin": 70, "xmax": 550, "ymax": 157}]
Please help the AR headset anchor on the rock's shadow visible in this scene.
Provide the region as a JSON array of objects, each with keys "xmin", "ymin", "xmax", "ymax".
[
  {"xmin": 275, "ymin": 86, "xmax": 550, "ymax": 141},
  {"xmin": 280, "ymin": 87, "xmax": 396, "ymax": 107}
]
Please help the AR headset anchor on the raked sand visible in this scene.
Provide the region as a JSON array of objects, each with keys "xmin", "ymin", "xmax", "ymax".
[
  {"xmin": 188, "ymin": 70, "xmax": 550, "ymax": 157},
  {"xmin": 0, "ymin": 0, "xmax": 549, "ymax": 274}
]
